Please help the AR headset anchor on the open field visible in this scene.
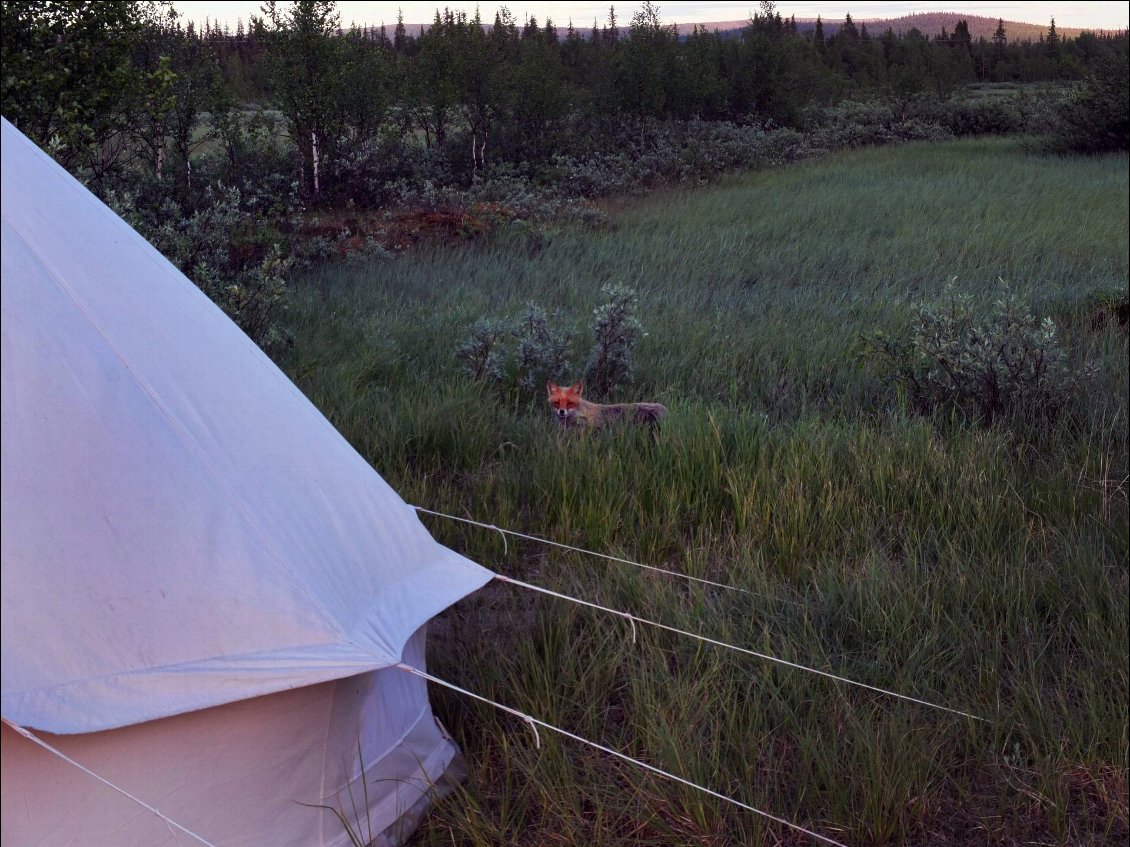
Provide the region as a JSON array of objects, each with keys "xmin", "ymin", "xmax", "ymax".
[{"xmin": 283, "ymin": 137, "xmax": 1128, "ymax": 846}]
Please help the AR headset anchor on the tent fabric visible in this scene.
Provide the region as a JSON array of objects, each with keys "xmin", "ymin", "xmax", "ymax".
[
  {"xmin": 1, "ymin": 628, "xmax": 463, "ymax": 847},
  {"xmin": 0, "ymin": 116, "xmax": 492, "ymax": 735},
  {"xmin": 0, "ymin": 116, "xmax": 492, "ymax": 845}
]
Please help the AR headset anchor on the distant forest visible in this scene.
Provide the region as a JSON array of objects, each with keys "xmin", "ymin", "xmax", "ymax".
[
  {"xmin": 203, "ymin": 3, "xmax": 1123, "ymax": 108},
  {"xmin": 4, "ymin": 1, "xmax": 1127, "ymax": 192},
  {"xmin": 174, "ymin": 4, "xmax": 1122, "ymax": 166}
]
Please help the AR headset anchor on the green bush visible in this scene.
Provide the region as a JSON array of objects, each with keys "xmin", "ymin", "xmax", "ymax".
[
  {"xmin": 454, "ymin": 287, "xmax": 646, "ymax": 400},
  {"xmin": 584, "ymin": 284, "xmax": 643, "ymax": 397},
  {"xmin": 868, "ymin": 283, "xmax": 1093, "ymax": 425},
  {"xmin": 512, "ymin": 303, "xmax": 574, "ymax": 395},
  {"xmin": 942, "ymin": 99, "xmax": 1024, "ymax": 136},
  {"xmin": 809, "ymin": 100, "xmax": 954, "ymax": 149},
  {"xmin": 455, "ymin": 319, "xmax": 508, "ymax": 383},
  {"xmin": 1047, "ymin": 51, "xmax": 1130, "ymax": 154},
  {"xmin": 202, "ymin": 244, "xmax": 293, "ymax": 356}
]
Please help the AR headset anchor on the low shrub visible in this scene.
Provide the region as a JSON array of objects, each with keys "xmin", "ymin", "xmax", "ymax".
[
  {"xmin": 868, "ymin": 282, "xmax": 1094, "ymax": 426},
  {"xmin": 807, "ymin": 100, "xmax": 955, "ymax": 149},
  {"xmin": 585, "ymin": 284, "xmax": 644, "ymax": 398},
  {"xmin": 941, "ymin": 98, "xmax": 1025, "ymax": 136},
  {"xmin": 455, "ymin": 319, "xmax": 508, "ymax": 383},
  {"xmin": 454, "ymin": 286, "xmax": 645, "ymax": 402},
  {"xmin": 512, "ymin": 303, "xmax": 574, "ymax": 395},
  {"xmin": 299, "ymin": 96, "xmax": 1053, "ymax": 248}
]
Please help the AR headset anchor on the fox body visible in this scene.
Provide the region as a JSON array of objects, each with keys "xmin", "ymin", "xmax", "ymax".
[{"xmin": 547, "ymin": 381, "xmax": 667, "ymax": 430}]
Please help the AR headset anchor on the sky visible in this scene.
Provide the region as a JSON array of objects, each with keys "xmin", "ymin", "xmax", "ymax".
[{"xmin": 172, "ymin": 1, "xmax": 1130, "ymax": 31}]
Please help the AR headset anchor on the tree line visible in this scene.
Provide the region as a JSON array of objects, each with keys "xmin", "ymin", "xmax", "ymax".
[{"xmin": 3, "ymin": 1, "xmax": 1127, "ymax": 201}]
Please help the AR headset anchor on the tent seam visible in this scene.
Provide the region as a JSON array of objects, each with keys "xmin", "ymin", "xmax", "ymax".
[
  {"xmin": 1, "ymin": 545, "xmax": 486, "ymax": 730},
  {"xmin": 5, "ymin": 643, "xmax": 395, "ymax": 735},
  {"xmin": 7, "ymin": 547, "xmax": 474, "ymax": 706}
]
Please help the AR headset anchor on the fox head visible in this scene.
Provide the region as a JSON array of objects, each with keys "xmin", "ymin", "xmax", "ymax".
[{"xmin": 547, "ymin": 381, "xmax": 584, "ymax": 425}]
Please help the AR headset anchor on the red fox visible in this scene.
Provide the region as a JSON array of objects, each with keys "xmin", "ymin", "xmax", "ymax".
[{"xmin": 546, "ymin": 381, "xmax": 667, "ymax": 431}]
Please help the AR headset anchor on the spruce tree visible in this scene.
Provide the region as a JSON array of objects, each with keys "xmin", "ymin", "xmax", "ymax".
[
  {"xmin": 522, "ymin": 14, "xmax": 539, "ymax": 41},
  {"xmin": 605, "ymin": 5, "xmax": 619, "ymax": 45},
  {"xmin": 992, "ymin": 19, "xmax": 1007, "ymax": 53},
  {"xmin": 393, "ymin": 7, "xmax": 407, "ymax": 52},
  {"xmin": 990, "ymin": 18, "xmax": 1007, "ymax": 79},
  {"xmin": 953, "ymin": 20, "xmax": 971, "ymax": 52}
]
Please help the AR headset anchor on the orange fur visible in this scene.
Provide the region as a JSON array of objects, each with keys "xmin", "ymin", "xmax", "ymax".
[{"xmin": 546, "ymin": 381, "xmax": 667, "ymax": 431}]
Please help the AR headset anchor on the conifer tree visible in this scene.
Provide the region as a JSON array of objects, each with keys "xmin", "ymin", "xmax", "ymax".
[
  {"xmin": 1046, "ymin": 17, "xmax": 1060, "ymax": 59},
  {"xmin": 605, "ymin": 5, "xmax": 619, "ymax": 45},
  {"xmin": 953, "ymin": 20, "xmax": 971, "ymax": 52},
  {"xmin": 522, "ymin": 14, "xmax": 539, "ymax": 41},
  {"xmin": 992, "ymin": 19, "xmax": 1007, "ymax": 53},
  {"xmin": 393, "ymin": 7, "xmax": 407, "ymax": 52}
]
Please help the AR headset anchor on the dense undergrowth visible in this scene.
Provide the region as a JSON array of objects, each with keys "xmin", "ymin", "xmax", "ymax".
[{"xmin": 282, "ymin": 138, "xmax": 1129, "ymax": 846}]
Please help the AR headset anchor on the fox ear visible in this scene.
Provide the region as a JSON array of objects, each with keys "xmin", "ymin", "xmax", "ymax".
[
  {"xmin": 547, "ymin": 381, "xmax": 558, "ymax": 393},
  {"xmin": 572, "ymin": 382, "xmax": 584, "ymax": 395}
]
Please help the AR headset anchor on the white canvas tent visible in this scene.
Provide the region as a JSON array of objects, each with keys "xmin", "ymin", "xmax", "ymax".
[{"xmin": 0, "ymin": 117, "xmax": 493, "ymax": 845}]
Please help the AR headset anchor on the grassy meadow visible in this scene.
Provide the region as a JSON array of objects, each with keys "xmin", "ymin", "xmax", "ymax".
[{"xmin": 283, "ymin": 137, "xmax": 1128, "ymax": 846}]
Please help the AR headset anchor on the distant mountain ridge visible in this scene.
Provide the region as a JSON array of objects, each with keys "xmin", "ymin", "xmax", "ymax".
[
  {"xmin": 786, "ymin": 12, "xmax": 1100, "ymax": 41},
  {"xmin": 389, "ymin": 11, "xmax": 1122, "ymax": 42},
  {"xmin": 659, "ymin": 13, "xmax": 1091, "ymax": 41}
]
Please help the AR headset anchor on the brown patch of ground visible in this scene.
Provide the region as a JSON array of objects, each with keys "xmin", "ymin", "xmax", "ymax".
[{"xmin": 299, "ymin": 202, "xmax": 518, "ymax": 257}]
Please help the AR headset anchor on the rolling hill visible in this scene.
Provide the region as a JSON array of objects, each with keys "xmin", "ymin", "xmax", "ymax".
[{"xmin": 395, "ymin": 12, "xmax": 1119, "ymax": 43}]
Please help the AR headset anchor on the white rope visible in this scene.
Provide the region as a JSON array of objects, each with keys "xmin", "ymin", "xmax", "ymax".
[
  {"xmin": 412, "ymin": 505, "xmax": 800, "ymax": 603},
  {"xmin": 494, "ymin": 574, "xmax": 988, "ymax": 723},
  {"xmin": 521, "ymin": 715, "xmax": 542, "ymax": 749},
  {"xmin": 398, "ymin": 664, "xmax": 848, "ymax": 847},
  {"xmin": 2, "ymin": 718, "xmax": 220, "ymax": 846}
]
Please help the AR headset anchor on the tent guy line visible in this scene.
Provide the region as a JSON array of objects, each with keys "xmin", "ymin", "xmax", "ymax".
[
  {"xmin": 413, "ymin": 506, "xmax": 986, "ymax": 722},
  {"xmin": 493, "ymin": 573, "xmax": 989, "ymax": 723},
  {"xmin": 398, "ymin": 663, "xmax": 850, "ymax": 847},
  {"xmin": 412, "ymin": 504, "xmax": 805, "ymax": 604},
  {"xmin": 1, "ymin": 718, "xmax": 219, "ymax": 847}
]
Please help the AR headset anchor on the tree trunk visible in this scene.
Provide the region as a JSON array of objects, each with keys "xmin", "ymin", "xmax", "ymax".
[
  {"xmin": 155, "ymin": 124, "xmax": 165, "ymax": 182},
  {"xmin": 311, "ymin": 130, "xmax": 320, "ymax": 198},
  {"xmin": 297, "ymin": 123, "xmax": 315, "ymax": 197}
]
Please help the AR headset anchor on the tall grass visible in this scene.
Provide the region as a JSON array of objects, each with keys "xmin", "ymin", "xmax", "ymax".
[{"xmin": 283, "ymin": 138, "xmax": 1128, "ymax": 846}]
